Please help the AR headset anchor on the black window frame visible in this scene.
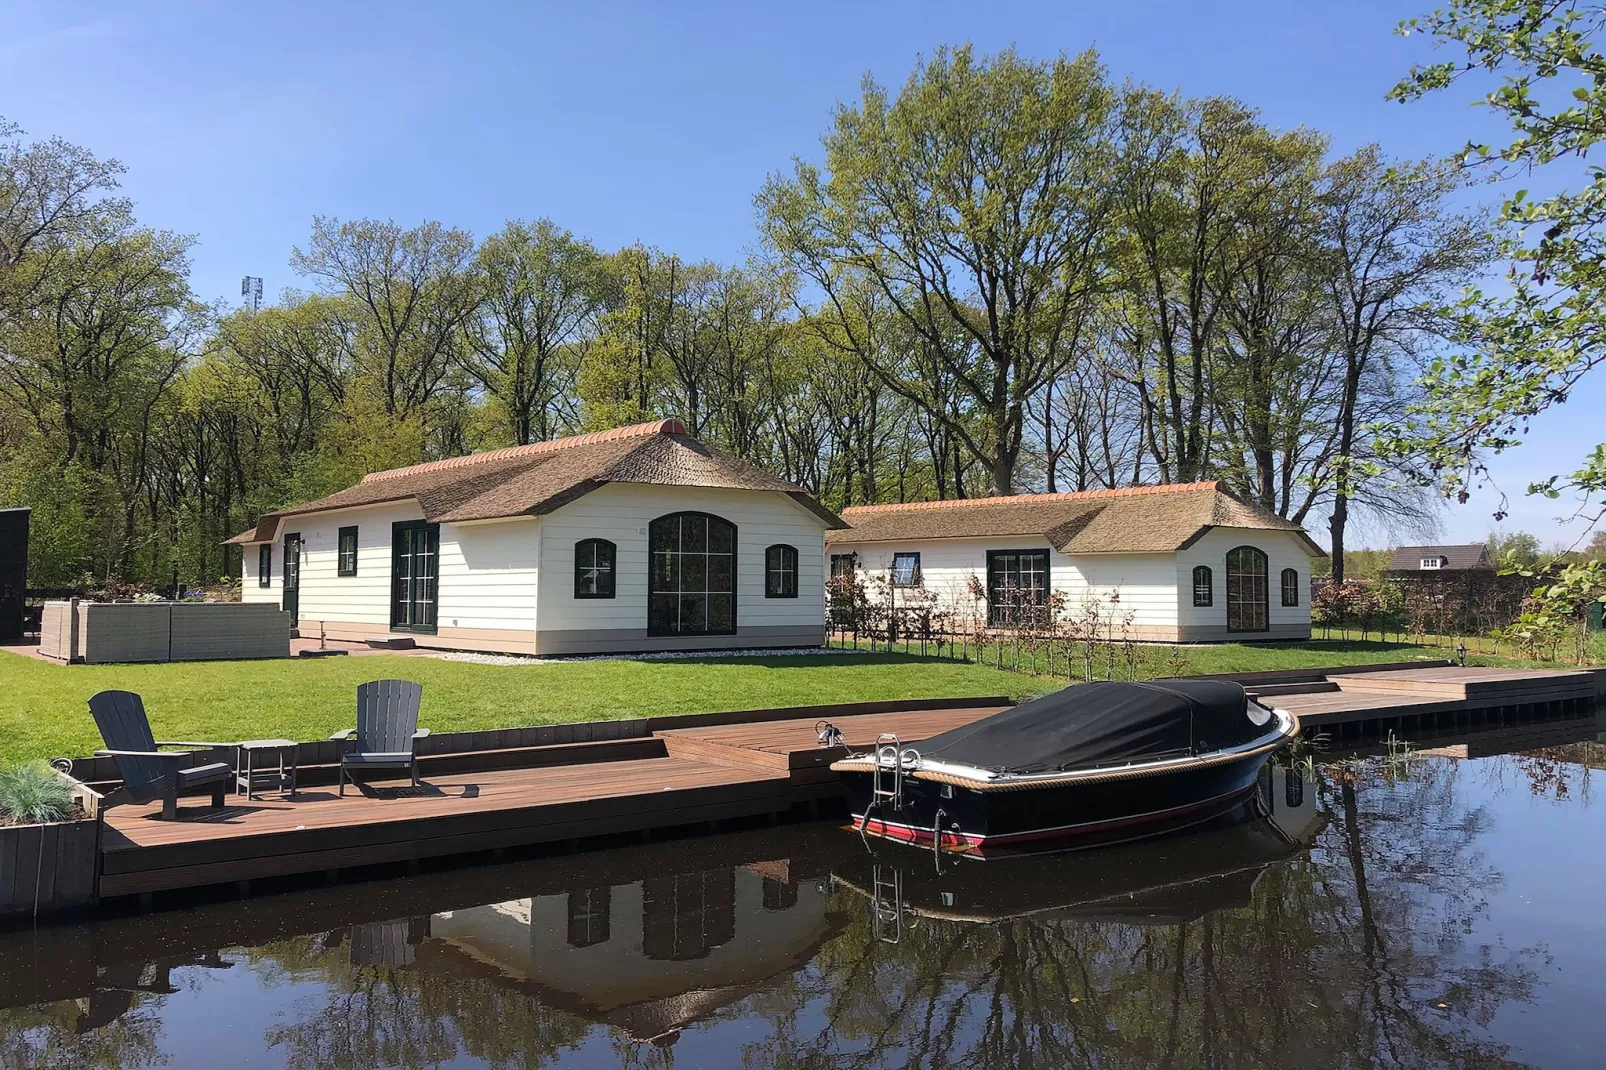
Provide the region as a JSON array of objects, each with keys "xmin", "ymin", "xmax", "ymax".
[
  {"xmin": 765, "ymin": 544, "xmax": 799, "ymax": 598},
  {"xmin": 985, "ymin": 549, "xmax": 1050, "ymax": 626},
  {"xmin": 258, "ymin": 544, "xmax": 271, "ymax": 587},
  {"xmin": 337, "ymin": 526, "xmax": 359, "ymax": 577},
  {"xmin": 1281, "ymin": 567, "xmax": 1300, "ymax": 607},
  {"xmin": 648, "ymin": 511, "xmax": 737, "ymax": 637},
  {"xmin": 390, "ymin": 519, "xmax": 441, "ymax": 634},
  {"xmin": 1226, "ymin": 545, "xmax": 1270, "ymax": 633},
  {"xmin": 889, "ymin": 552, "xmax": 922, "ymax": 587},
  {"xmin": 1192, "ymin": 564, "xmax": 1213, "ymax": 607},
  {"xmin": 574, "ymin": 538, "xmax": 617, "ymax": 599}
]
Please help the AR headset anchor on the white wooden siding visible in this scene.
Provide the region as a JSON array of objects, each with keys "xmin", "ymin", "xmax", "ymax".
[
  {"xmin": 1176, "ymin": 527, "xmax": 1317, "ymax": 633},
  {"xmin": 438, "ymin": 518, "xmax": 541, "ymax": 632},
  {"xmin": 537, "ymin": 483, "xmax": 827, "ymax": 637},
  {"xmin": 832, "ymin": 537, "xmax": 1181, "ymax": 630},
  {"xmin": 237, "ymin": 503, "xmax": 542, "ymax": 634},
  {"xmin": 241, "ymin": 541, "xmax": 276, "ymax": 603}
]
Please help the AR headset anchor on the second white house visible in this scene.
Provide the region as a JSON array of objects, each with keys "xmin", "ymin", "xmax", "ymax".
[{"xmin": 824, "ymin": 483, "xmax": 1326, "ymax": 642}]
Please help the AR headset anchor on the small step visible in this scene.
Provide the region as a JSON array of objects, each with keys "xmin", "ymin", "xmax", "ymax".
[
  {"xmin": 364, "ymin": 635, "xmax": 415, "ymax": 650},
  {"xmin": 297, "ymin": 648, "xmax": 349, "ymax": 658}
]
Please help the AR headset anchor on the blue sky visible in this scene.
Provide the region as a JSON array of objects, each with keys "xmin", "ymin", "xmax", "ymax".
[{"xmin": 2, "ymin": 0, "xmax": 1597, "ymax": 547}]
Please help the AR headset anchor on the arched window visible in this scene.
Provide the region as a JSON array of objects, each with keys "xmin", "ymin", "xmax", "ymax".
[
  {"xmin": 574, "ymin": 538, "xmax": 616, "ymax": 598},
  {"xmin": 1281, "ymin": 567, "xmax": 1300, "ymax": 607},
  {"xmin": 765, "ymin": 544, "xmax": 798, "ymax": 598},
  {"xmin": 649, "ymin": 512, "xmax": 736, "ymax": 636},
  {"xmin": 1192, "ymin": 564, "xmax": 1213, "ymax": 607},
  {"xmin": 1225, "ymin": 546, "xmax": 1269, "ymax": 633}
]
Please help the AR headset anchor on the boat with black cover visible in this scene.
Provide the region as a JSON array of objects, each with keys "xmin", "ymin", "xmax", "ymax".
[
  {"xmin": 834, "ymin": 769, "xmax": 1325, "ymax": 928},
  {"xmin": 832, "ymin": 679, "xmax": 1299, "ymax": 856}
]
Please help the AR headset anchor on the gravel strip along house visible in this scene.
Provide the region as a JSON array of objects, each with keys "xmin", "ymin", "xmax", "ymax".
[
  {"xmin": 228, "ymin": 420, "xmax": 846, "ymax": 656},
  {"xmin": 825, "ymin": 483, "xmax": 1326, "ymax": 642}
]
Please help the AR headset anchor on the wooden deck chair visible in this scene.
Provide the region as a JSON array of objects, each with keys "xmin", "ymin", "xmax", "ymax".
[
  {"xmin": 330, "ymin": 680, "xmax": 429, "ymax": 796},
  {"xmin": 88, "ymin": 690, "xmax": 233, "ymax": 820}
]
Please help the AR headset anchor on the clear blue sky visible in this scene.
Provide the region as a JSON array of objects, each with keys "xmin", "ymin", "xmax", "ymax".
[{"xmin": 2, "ymin": 0, "xmax": 1598, "ymax": 548}]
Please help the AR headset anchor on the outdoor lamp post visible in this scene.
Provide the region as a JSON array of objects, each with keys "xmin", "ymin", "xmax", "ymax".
[{"xmin": 1456, "ymin": 640, "xmax": 1467, "ymax": 667}]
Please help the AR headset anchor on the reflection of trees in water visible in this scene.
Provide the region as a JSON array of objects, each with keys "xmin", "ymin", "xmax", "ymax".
[
  {"xmin": 0, "ymin": 1000, "xmax": 166, "ymax": 1070},
  {"xmin": 252, "ymin": 933, "xmax": 594, "ymax": 1070},
  {"xmin": 746, "ymin": 758, "xmax": 1546, "ymax": 1070},
  {"xmin": 0, "ymin": 755, "xmax": 1568, "ymax": 1069},
  {"xmin": 1476, "ymin": 742, "xmax": 1604, "ymax": 803}
]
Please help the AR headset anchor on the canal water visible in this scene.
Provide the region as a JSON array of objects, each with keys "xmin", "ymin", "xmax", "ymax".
[{"xmin": 2, "ymin": 722, "xmax": 1602, "ymax": 1069}]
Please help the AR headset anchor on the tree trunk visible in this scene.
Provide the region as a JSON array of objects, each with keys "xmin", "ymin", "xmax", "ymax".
[{"xmin": 1329, "ymin": 493, "xmax": 1348, "ymax": 584}]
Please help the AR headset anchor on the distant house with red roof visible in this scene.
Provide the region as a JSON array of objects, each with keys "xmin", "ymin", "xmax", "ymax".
[
  {"xmin": 228, "ymin": 420, "xmax": 845, "ymax": 656},
  {"xmin": 825, "ymin": 484, "xmax": 1326, "ymax": 642}
]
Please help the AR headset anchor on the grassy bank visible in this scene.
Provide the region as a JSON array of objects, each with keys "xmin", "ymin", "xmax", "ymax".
[
  {"xmin": 0, "ymin": 651, "xmax": 1036, "ymax": 764},
  {"xmin": 2, "ymin": 636, "xmax": 1574, "ymax": 765},
  {"xmin": 827, "ymin": 635, "xmax": 1543, "ymax": 678}
]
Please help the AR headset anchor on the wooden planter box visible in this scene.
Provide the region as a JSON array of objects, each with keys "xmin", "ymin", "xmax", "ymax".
[{"xmin": 0, "ymin": 770, "xmax": 102, "ymax": 919}]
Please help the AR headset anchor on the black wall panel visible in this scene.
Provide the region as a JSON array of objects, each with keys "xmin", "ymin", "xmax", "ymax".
[{"xmin": 0, "ymin": 508, "xmax": 28, "ymax": 644}]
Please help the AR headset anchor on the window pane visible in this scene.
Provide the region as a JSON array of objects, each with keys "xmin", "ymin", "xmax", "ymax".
[
  {"xmin": 708, "ymin": 594, "xmax": 733, "ymax": 632},
  {"xmin": 680, "ymin": 553, "xmax": 706, "ymax": 592},
  {"xmin": 682, "ymin": 594, "xmax": 707, "ymax": 632},
  {"xmin": 682, "ymin": 515, "xmax": 707, "ymax": 554},
  {"xmin": 653, "ymin": 550, "xmax": 676, "ymax": 590},
  {"xmin": 650, "ymin": 592, "xmax": 678, "ymax": 633},
  {"xmin": 709, "ymin": 553, "xmax": 732, "ymax": 593},
  {"xmin": 708, "ymin": 519, "xmax": 734, "ymax": 554}
]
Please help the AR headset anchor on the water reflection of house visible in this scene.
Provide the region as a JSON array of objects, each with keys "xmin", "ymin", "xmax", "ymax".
[
  {"xmin": 426, "ymin": 863, "xmax": 842, "ymax": 1044},
  {"xmin": 1260, "ymin": 765, "xmax": 1323, "ymax": 846}
]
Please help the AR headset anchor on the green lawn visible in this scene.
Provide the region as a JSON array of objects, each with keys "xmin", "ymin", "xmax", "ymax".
[
  {"xmin": 2, "ymin": 636, "xmax": 1572, "ymax": 765},
  {"xmin": 0, "ymin": 651, "xmax": 1035, "ymax": 764},
  {"xmin": 827, "ymin": 635, "xmax": 1546, "ymax": 678}
]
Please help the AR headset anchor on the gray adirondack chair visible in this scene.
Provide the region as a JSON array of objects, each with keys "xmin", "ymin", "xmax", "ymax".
[
  {"xmin": 88, "ymin": 690, "xmax": 234, "ymax": 819},
  {"xmin": 330, "ymin": 680, "xmax": 429, "ymax": 796}
]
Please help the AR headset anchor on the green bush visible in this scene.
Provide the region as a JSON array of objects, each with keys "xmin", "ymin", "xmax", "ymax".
[{"xmin": 0, "ymin": 760, "xmax": 76, "ymax": 825}]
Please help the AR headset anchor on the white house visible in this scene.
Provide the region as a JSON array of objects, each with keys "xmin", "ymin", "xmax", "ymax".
[
  {"xmin": 227, "ymin": 420, "xmax": 845, "ymax": 655},
  {"xmin": 824, "ymin": 482, "xmax": 1326, "ymax": 642}
]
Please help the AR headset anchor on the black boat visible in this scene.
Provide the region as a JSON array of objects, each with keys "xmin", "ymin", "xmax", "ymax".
[
  {"xmin": 834, "ymin": 768, "xmax": 1326, "ymax": 929},
  {"xmin": 831, "ymin": 679, "xmax": 1299, "ymax": 857}
]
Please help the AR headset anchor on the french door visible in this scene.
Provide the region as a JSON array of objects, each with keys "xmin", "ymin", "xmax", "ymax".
[
  {"xmin": 391, "ymin": 521, "xmax": 440, "ymax": 633},
  {"xmin": 1225, "ymin": 545, "xmax": 1269, "ymax": 633},
  {"xmin": 282, "ymin": 532, "xmax": 301, "ymax": 620}
]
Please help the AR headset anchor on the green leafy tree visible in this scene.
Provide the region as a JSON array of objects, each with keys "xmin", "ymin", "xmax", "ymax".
[
  {"xmin": 467, "ymin": 219, "xmax": 606, "ymax": 445},
  {"xmin": 761, "ymin": 46, "xmax": 1122, "ymax": 494}
]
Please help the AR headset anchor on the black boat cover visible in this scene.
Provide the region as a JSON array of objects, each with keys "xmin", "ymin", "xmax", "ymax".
[{"xmin": 914, "ymin": 680, "xmax": 1272, "ymax": 775}]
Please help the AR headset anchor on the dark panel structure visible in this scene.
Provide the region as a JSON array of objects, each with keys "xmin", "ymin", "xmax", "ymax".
[{"xmin": 0, "ymin": 508, "xmax": 28, "ymax": 644}]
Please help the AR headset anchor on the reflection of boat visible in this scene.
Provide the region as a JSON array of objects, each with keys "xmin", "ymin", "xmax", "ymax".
[
  {"xmin": 835, "ymin": 767, "xmax": 1325, "ymax": 931},
  {"xmin": 833, "ymin": 680, "xmax": 1299, "ymax": 856}
]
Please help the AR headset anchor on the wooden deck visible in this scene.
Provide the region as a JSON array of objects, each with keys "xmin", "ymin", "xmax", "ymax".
[
  {"xmin": 1261, "ymin": 666, "xmax": 1599, "ymax": 728},
  {"xmin": 98, "ymin": 703, "xmax": 1006, "ymax": 899},
  {"xmin": 82, "ymin": 667, "xmax": 1600, "ymax": 905}
]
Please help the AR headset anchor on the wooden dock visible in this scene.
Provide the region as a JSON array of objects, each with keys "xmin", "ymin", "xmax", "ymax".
[
  {"xmin": 1248, "ymin": 665, "xmax": 1601, "ymax": 736},
  {"xmin": 71, "ymin": 664, "xmax": 1602, "ymax": 908},
  {"xmin": 97, "ymin": 703, "xmax": 1008, "ymax": 900}
]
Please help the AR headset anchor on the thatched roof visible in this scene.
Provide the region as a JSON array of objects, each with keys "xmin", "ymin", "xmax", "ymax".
[
  {"xmin": 826, "ymin": 482, "xmax": 1325, "ymax": 556},
  {"xmin": 1385, "ymin": 543, "xmax": 1492, "ymax": 571},
  {"xmin": 225, "ymin": 420, "xmax": 844, "ymax": 544}
]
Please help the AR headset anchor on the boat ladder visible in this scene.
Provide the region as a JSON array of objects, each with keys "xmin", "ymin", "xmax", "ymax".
[
  {"xmin": 870, "ymin": 863, "xmax": 905, "ymax": 944},
  {"xmin": 857, "ymin": 734, "xmax": 921, "ymax": 843},
  {"xmin": 870, "ymin": 734, "xmax": 919, "ymax": 810}
]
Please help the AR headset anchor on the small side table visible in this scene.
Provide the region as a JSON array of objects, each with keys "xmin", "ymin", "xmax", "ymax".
[{"xmin": 236, "ymin": 739, "xmax": 299, "ymax": 800}]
